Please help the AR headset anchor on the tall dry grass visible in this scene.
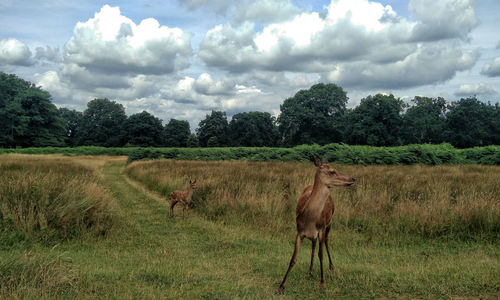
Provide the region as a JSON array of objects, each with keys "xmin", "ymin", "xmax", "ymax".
[
  {"xmin": 126, "ymin": 160, "xmax": 500, "ymax": 239},
  {"xmin": 0, "ymin": 155, "xmax": 116, "ymax": 240}
]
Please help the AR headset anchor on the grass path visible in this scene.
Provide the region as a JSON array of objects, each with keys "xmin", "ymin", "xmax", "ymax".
[
  {"xmin": 2, "ymin": 157, "xmax": 499, "ymax": 299},
  {"xmin": 77, "ymin": 158, "xmax": 293, "ymax": 298}
]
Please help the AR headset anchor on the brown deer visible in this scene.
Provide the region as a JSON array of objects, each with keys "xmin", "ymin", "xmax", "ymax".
[
  {"xmin": 169, "ymin": 179, "xmax": 197, "ymax": 218},
  {"xmin": 277, "ymin": 157, "xmax": 355, "ymax": 294}
]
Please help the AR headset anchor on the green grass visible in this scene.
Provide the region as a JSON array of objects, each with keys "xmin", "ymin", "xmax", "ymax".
[{"xmin": 0, "ymin": 156, "xmax": 499, "ymax": 298}]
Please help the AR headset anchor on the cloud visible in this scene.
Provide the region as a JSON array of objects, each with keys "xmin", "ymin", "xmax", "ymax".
[
  {"xmin": 193, "ymin": 73, "xmax": 236, "ymax": 95},
  {"xmin": 0, "ymin": 38, "xmax": 32, "ymax": 66},
  {"xmin": 408, "ymin": 0, "xmax": 477, "ymax": 41},
  {"xmin": 180, "ymin": 0, "xmax": 299, "ymax": 24},
  {"xmin": 64, "ymin": 5, "xmax": 192, "ymax": 76},
  {"xmin": 455, "ymin": 83, "xmax": 498, "ymax": 97},
  {"xmin": 179, "ymin": 0, "xmax": 233, "ymax": 15},
  {"xmin": 232, "ymin": 0, "xmax": 300, "ymax": 24},
  {"xmin": 325, "ymin": 44, "xmax": 479, "ymax": 89},
  {"xmin": 35, "ymin": 46, "xmax": 61, "ymax": 63},
  {"xmin": 199, "ymin": 0, "xmax": 478, "ymax": 90},
  {"xmin": 480, "ymin": 57, "xmax": 500, "ymax": 77},
  {"xmin": 36, "ymin": 5, "xmax": 196, "ymax": 114}
]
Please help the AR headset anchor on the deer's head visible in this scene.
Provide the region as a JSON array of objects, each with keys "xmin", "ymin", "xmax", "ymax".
[
  {"xmin": 189, "ymin": 179, "xmax": 197, "ymax": 189},
  {"xmin": 314, "ymin": 157, "xmax": 356, "ymax": 188}
]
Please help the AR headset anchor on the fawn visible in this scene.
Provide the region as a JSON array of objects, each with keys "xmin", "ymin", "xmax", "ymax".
[{"xmin": 169, "ymin": 179, "xmax": 197, "ymax": 218}]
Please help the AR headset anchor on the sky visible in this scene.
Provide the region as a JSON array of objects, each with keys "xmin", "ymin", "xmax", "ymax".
[{"xmin": 1, "ymin": 0, "xmax": 499, "ymax": 130}]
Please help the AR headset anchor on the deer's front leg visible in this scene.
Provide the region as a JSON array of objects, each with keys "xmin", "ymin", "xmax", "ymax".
[
  {"xmin": 309, "ymin": 238, "xmax": 316, "ymax": 276},
  {"xmin": 318, "ymin": 230, "xmax": 325, "ymax": 288}
]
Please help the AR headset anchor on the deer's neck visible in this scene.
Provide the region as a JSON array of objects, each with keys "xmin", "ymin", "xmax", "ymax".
[
  {"xmin": 187, "ymin": 187, "xmax": 194, "ymax": 200},
  {"xmin": 305, "ymin": 172, "xmax": 330, "ymax": 218}
]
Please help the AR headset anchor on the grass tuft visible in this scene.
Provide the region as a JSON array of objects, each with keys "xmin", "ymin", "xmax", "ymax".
[{"xmin": 0, "ymin": 155, "xmax": 117, "ymax": 241}]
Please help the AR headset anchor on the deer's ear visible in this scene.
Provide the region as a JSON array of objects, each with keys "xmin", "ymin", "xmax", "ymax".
[
  {"xmin": 321, "ymin": 156, "xmax": 328, "ymax": 165},
  {"xmin": 193, "ymin": 179, "xmax": 196, "ymax": 183},
  {"xmin": 314, "ymin": 157, "xmax": 322, "ymax": 167}
]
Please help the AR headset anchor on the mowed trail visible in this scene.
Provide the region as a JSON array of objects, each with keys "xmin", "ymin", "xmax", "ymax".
[{"xmin": 91, "ymin": 158, "xmax": 291, "ymax": 299}]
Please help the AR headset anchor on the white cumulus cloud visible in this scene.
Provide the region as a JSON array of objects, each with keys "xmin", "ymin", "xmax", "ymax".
[
  {"xmin": 199, "ymin": 0, "xmax": 479, "ymax": 90},
  {"xmin": 455, "ymin": 83, "xmax": 497, "ymax": 97},
  {"xmin": 64, "ymin": 5, "xmax": 192, "ymax": 75},
  {"xmin": 480, "ymin": 57, "xmax": 500, "ymax": 77},
  {"xmin": 0, "ymin": 38, "xmax": 32, "ymax": 66}
]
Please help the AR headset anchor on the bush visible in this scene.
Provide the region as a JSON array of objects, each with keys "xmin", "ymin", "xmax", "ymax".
[
  {"xmin": 2, "ymin": 144, "xmax": 499, "ymax": 165},
  {"xmin": 123, "ymin": 143, "xmax": 500, "ymax": 165}
]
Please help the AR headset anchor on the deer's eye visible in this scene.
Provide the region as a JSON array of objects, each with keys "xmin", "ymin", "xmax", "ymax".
[{"xmin": 329, "ymin": 171, "xmax": 336, "ymax": 175}]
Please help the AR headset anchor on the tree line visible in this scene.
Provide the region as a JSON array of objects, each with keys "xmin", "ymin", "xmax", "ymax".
[{"xmin": 1, "ymin": 72, "xmax": 499, "ymax": 149}]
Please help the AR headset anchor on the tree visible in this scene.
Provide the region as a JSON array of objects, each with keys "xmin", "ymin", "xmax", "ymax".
[
  {"xmin": 207, "ymin": 136, "xmax": 219, "ymax": 147},
  {"xmin": 196, "ymin": 111, "xmax": 229, "ymax": 147},
  {"xmin": 278, "ymin": 83, "xmax": 348, "ymax": 146},
  {"xmin": 228, "ymin": 111, "xmax": 279, "ymax": 146},
  {"xmin": 402, "ymin": 97, "xmax": 447, "ymax": 144},
  {"xmin": 344, "ymin": 94, "xmax": 405, "ymax": 146},
  {"xmin": 445, "ymin": 97, "xmax": 494, "ymax": 148},
  {"xmin": 125, "ymin": 111, "xmax": 164, "ymax": 147},
  {"xmin": 59, "ymin": 108, "xmax": 83, "ymax": 146},
  {"xmin": 0, "ymin": 72, "xmax": 66, "ymax": 147},
  {"xmin": 76, "ymin": 98, "xmax": 127, "ymax": 147},
  {"xmin": 164, "ymin": 119, "xmax": 191, "ymax": 147},
  {"xmin": 186, "ymin": 134, "xmax": 199, "ymax": 147}
]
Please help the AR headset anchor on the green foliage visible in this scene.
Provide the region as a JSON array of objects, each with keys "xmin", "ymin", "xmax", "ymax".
[
  {"xmin": 196, "ymin": 110, "xmax": 229, "ymax": 147},
  {"xmin": 186, "ymin": 133, "xmax": 199, "ymax": 147},
  {"xmin": 207, "ymin": 136, "xmax": 219, "ymax": 147},
  {"xmin": 278, "ymin": 83, "xmax": 347, "ymax": 146},
  {"xmin": 2, "ymin": 144, "xmax": 499, "ymax": 166},
  {"xmin": 123, "ymin": 143, "xmax": 500, "ymax": 165},
  {"xmin": 125, "ymin": 111, "xmax": 164, "ymax": 147},
  {"xmin": 75, "ymin": 98, "xmax": 127, "ymax": 147},
  {"xmin": 446, "ymin": 97, "xmax": 500, "ymax": 148},
  {"xmin": 461, "ymin": 145, "xmax": 500, "ymax": 165},
  {"xmin": 228, "ymin": 111, "xmax": 279, "ymax": 146},
  {"xmin": 344, "ymin": 94, "xmax": 405, "ymax": 146},
  {"xmin": 58, "ymin": 107, "xmax": 83, "ymax": 146},
  {"xmin": 402, "ymin": 96, "xmax": 447, "ymax": 144},
  {"xmin": 0, "ymin": 72, "xmax": 66, "ymax": 148},
  {"xmin": 0, "ymin": 146, "xmax": 137, "ymax": 156},
  {"xmin": 164, "ymin": 119, "xmax": 190, "ymax": 147},
  {"xmin": 127, "ymin": 148, "xmax": 162, "ymax": 163}
]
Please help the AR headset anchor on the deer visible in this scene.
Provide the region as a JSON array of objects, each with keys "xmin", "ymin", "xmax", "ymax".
[
  {"xmin": 277, "ymin": 157, "xmax": 356, "ymax": 294},
  {"xmin": 169, "ymin": 179, "xmax": 197, "ymax": 218}
]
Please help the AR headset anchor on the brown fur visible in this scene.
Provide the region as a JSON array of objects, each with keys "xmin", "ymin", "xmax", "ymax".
[
  {"xmin": 277, "ymin": 158, "xmax": 355, "ymax": 294},
  {"xmin": 169, "ymin": 179, "xmax": 196, "ymax": 218}
]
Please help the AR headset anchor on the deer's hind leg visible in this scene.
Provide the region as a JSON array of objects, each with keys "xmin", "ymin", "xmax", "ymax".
[
  {"xmin": 170, "ymin": 199, "xmax": 179, "ymax": 218},
  {"xmin": 277, "ymin": 234, "xmax": 304, "ymax": 294},
  {"xmin": 324, "ymin": 225, "xmax": 334, "ymax": 271}
]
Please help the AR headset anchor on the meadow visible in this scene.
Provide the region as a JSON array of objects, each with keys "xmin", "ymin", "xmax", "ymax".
[
  {"xmin": 126, "ymin": 160, "xmax": 500, "ymax": 240},
  {"xmin": 0, "ymin": 154, "xmax": 499, "ymax": 298}
]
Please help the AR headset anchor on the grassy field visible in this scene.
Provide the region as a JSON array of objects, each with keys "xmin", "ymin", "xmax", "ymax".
[
  {"xmin": 1, "ymin": 155, "xmax": 499, "ymax": 298},
  {"xmin": 126, "ymin": 160, "xmax": 500, "ymax": 240}
]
